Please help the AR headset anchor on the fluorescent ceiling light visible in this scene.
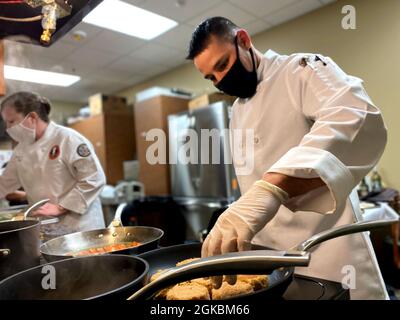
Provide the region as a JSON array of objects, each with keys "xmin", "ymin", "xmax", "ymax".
[
  {"xmin": 4, "ymin": 65, "xmax": 80, "ymax": 87},
  {"xmin": 83, "ymin": 0, "xmax": 178, "ymax": 40}
]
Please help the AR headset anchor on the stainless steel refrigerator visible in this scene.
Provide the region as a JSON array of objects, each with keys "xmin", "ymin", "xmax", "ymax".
[{"xmin": 168, "ymin": 101, "xmax": 240, "ymax": 240}]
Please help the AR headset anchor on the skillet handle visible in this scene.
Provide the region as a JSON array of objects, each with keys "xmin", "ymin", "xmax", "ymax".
[
  {"xmin": 296, "ymin": 218, "xmax": 400, "ymax": 252},
  {"xmin": 23, "ymin": 199, "xmax": 50, "ymax": 219},
  {"xmin": 108, "ymin": 203, "xmax": 127, "ymax": 228},
  {"xmin": 127, "ymin": 250, "xmax": 310, "ymax": 301}
]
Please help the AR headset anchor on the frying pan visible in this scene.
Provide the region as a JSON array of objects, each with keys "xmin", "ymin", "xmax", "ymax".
[
  {"xmin": 0, "ymin": 254, "xmax": 149, "ymax": 300},
  {"xmin": 129, "ymin": 218, "xmax": 399, "ymax": 300},
  {"xmin": 41, "ymin": 202, "xmax": 164, "ymax": 261},
  {"xmin": 40, "ymin": 225, "xmax": 164, "ymax": 262}
]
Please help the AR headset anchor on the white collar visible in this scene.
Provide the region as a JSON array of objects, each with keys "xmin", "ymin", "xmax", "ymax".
[{"xmin": 257, "ymin": 49, "xmax": 280, "ymax": 82}]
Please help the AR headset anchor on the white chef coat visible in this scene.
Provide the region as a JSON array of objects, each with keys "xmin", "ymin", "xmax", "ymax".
[
  {"xmin": 0, "ymin": 121, "xmax": 106, "ymax": 239},
  {"xmin": 230, "ymin": 50, "xmax": 388, "ymax": 299}
]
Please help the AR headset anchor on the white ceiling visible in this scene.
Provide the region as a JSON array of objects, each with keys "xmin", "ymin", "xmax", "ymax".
[{"xmin": 3, "ymin": 0, "xmax": 335, "ymax": 104}]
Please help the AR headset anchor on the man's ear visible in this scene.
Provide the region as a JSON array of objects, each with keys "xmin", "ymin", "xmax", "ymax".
[
  {"xmin": 30, "ymin": 112, "xmax": 40, "ymax": 121},
  {"xmin": 236, "ymin": 29, "xmax": 252, "ymax": 50}
]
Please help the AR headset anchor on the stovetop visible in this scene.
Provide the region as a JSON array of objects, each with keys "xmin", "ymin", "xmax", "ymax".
[{"xmin": 283, "ymin": 274, "xmax": 350, "ymax": 300}]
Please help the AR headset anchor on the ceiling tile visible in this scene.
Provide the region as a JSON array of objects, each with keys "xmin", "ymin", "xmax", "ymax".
[
  {"xmin": 154, "ymin": 24, "xmax": 194, "ymax": 51},
  {"xmin": 4, "ymin": 46, "xmax": 65, "ymax": 72},
  {"xmin": 319, "ymin": 0, "xmax": 336, "ymax": 4},
  {"xmin": 107, "ymin": 56, "xmax": 152, "ymax": 74},
  {"xmin": 106, "ymin": 56, "xmax": 172, "ymax": 81},
  {"xmin": 76, "ymin": 77, "xmax": 133, "ymax": 95},
  {"xmin": 228, "ymin": 0, "xmax": 298, "ymax": 18},
  {"xmin": 138, "ymin": 0, "xmax": 223, "ymax": 22},
  {"xmin": 264, "ymin": 0, "xmax": 322, "ymax": 26},
  {"xmin": 129, "ymin": 43, "xmax": 182, "ymax": 63},
  {"xmin": 138, "ymin": 63, "xmax": 171, "ymax": 77},
  {"xmin": 123, "ymin": 74, "xmax": 148, "ymax": 87},
  {"xmin": 85, "ymin": 30, "xmax": 146, "ymax": 55},
  {"xmin": 90, "ymin": 66, "xmax": 144, "ymax": 82},
  {"xmin": 40, "ymin": 42, "xmax": 78, "ymax": 59},
  {"xmin": 5, "ymin": 79, "xmax": 47, "ymax": 95},
  {"xmin": 60, "ymin": 22, "xmax": 102, "ymax": 46},
  {"xmin": 187, "ymin": 2, "xmax": 257, "ymax": 27},
  {"xmin": 55, "ymin": 59, "xmax": 96, "ymax": 77},
  {"xmin": 242, "ymin": 19, "xmax": 273, "ymax": 36},
  {"xmin": 7, "ymin": 41, "xmax": 78, "ymax": 61},
  {"xmin": 123, "ymin": 0, "xmax": 147, "ymax": 5},
  {"xmin": 3, "ymin": 41, "xmax": 40, "ymax": 68},
  {"xmin": 66, "ymin": 47, "xmax": 118, "ymax": 69},
  {"xmin": 160, "ymin": 52, "xmax": 188, "ymax": 68}
]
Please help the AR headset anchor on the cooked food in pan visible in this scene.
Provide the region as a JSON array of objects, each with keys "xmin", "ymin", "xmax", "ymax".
[
  {"xmin": 167, "ymin": 282, "xmax": 211, "ymax": 300},
  {"xmin": 66, "ymin": 241, "xmax": 141, "ymax": 256},
  {"xmin": 211, "ymin": 280, "xmax": 254, "ymax": 300},
  {"xmin": 151, "ymin": 257, "xmax": 269, "ymax": 300}
]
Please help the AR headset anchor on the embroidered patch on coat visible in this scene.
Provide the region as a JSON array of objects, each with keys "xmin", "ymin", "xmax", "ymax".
[
  {"xmin": 49, "ymin": 145, "xmax": 60, "ymax": 160},
  {"xmin": 77, "ymin": 143, "xmax": 91, "ymax": 157}
]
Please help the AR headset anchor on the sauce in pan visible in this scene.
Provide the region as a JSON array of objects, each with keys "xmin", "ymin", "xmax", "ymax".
[{"xmin": 67, "ymin": 241, "xmax": 141, "ymax": 256}]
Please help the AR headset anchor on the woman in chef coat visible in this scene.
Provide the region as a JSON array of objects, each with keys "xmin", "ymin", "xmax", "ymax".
[
  {"xmin": 0, "ymin": 91, "xmax": 106, "ymax": 240},
  {"xmin": 187, "ymin": 17, "xmax": 389, "ymax": 299}
]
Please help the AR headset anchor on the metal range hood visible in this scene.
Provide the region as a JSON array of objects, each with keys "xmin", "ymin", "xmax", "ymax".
[{"xmin": 0, "ymin": 0, "xmax": 103, "ymax": 46}]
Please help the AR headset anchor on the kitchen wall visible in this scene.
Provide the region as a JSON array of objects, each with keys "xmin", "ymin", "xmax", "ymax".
[
  {"xmin": 117, "ymin": 0, "xmax": 400, "ymax": 190},
  {"xmin": 49, "ymin": 100, "xmax": 83, "ymax": 124}
]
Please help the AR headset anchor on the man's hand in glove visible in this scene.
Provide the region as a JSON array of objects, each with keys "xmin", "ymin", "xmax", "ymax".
[{"xmin": 201, "ymin": 179, "xmax": 289, "ymax": 289}]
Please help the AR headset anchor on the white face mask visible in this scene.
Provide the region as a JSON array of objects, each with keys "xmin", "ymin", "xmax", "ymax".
[{"xmin": 6, "ymin": 114, "xmax": 36, "ymax": 144}]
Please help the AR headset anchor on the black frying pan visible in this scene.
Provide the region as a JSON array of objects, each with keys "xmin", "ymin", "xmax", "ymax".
[
  {"xmin": 137, "ymin": 242, "xmax": 295, "ymax": 300},
  {"xmin": 129, "ymin": 218, "xmax": 399, "ymax": 300},
  {"xmin": 0, "ymin": 254, "xmax": 148, "ymax": 300}
]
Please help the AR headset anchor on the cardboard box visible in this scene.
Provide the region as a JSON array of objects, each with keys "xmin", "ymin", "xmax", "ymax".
[
  {"xmin": 134, "ymin": 95, "xmax": 188, "ymax": 195},
  {"xmin": 69, "ymin": 111, "xmax": 136, "ymax": 185},
  {"xmin": 136, "ymin": 86, "xmax": 192, "ymax": 103},
  {"xmin": 89, "ymin": 93, "xmax": 128, "ymax": 116},
  {"xmin": 188, "ymin": 92, "xmax": 236, "ymax": 111}
]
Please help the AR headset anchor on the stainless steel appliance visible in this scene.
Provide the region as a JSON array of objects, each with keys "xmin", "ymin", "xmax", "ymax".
[{"xmin": 168, "ymin": 101, "xmax": 240, "ymax": 240}]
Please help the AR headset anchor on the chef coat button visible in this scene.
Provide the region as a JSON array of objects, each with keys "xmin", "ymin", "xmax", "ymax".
[{"xmin": 254, "ymin": 137, "xmax": 260, "ymax": 144}]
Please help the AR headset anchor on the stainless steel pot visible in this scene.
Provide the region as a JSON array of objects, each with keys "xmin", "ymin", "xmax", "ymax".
[{"xmin": 0, "ymin": 220, "xmax": 41, "ymax": 280}]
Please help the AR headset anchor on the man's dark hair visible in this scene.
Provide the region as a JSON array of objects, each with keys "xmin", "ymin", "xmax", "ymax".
[
  {"xmin": 1, "ymin": 91, "xmax": 51, "ymax": 123},
  {"xmin": 187, "ymin": 17, "xmax": 239, "ymax": 60}
]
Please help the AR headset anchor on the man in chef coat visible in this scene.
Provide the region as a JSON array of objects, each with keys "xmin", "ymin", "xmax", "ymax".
[{"xmin": 187, "ymin": 17, "xmax": 388, "ymax": 299}]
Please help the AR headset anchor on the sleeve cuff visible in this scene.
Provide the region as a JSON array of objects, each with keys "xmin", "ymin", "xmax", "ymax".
[
  {"xmin": 267, "ymin": 146, "xmax": 355, "ymax": 214},
  {"xmin": 59, "ymin": 189, "xmax": 88, "ymax": 214}
]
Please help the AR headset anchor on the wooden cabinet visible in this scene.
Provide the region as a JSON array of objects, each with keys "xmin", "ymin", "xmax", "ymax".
[
  {"xmin": 0, "ymin": 41, "xmax": 5, "ymax": 97},
  {"xmin": 134, "ymin": 95, "xmax": 188, "ymax": 195},
  {"xmin": 69, "ymin": 111, "xmax": 136, "ymax": 185}
]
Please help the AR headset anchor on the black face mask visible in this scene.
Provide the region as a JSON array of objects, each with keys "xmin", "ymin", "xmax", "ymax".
[{"xmin": 215, "ymin": 36, "xmax": 258, "ymax": 99}]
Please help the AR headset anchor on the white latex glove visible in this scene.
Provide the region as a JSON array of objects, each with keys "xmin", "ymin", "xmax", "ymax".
[{"xmin": 201, "ymin": 180, "xmax": 288, "ymax": 288}]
